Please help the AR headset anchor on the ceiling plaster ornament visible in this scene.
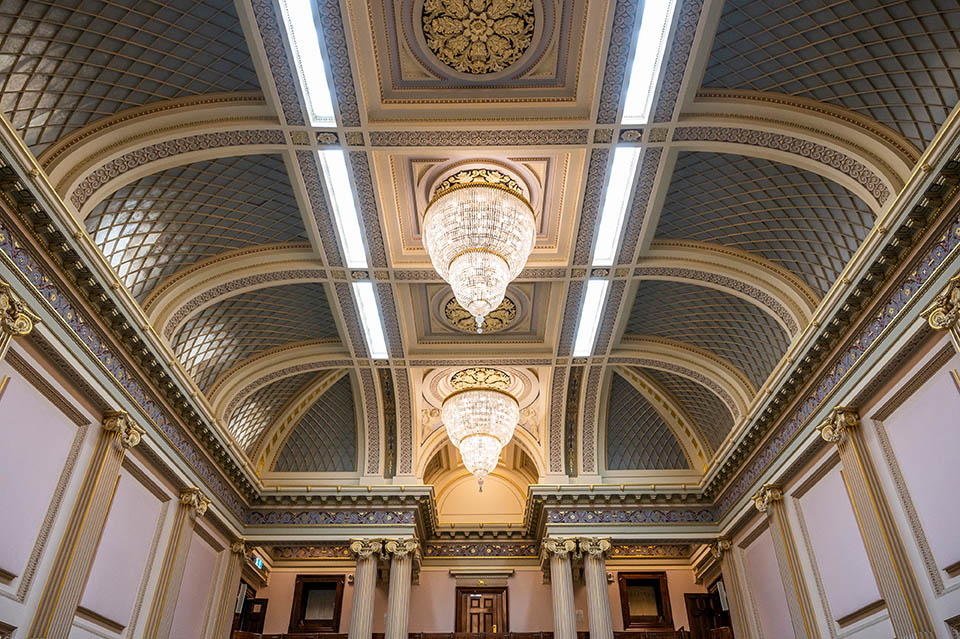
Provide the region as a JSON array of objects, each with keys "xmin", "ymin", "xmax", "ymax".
[
  {"xmin": 422, "ymin": 169, "xmax": 536, "ymax": 332},
  {"xmin": 444, "ymin": 295, "xmax": 517, "ymax": 333},
  {"xmin": 422, "ymin": 0, "xmax": 535, "ymax": 75},
  {"xmin": 442, "ymin": 368, "xmax": 520, "ymax": 490}
]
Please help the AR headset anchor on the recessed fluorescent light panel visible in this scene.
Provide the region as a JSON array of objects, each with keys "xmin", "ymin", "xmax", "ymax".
[
  {"xmin": 621, "ymin": 0, "xmax": 678, "ymax": 124},
  {"xmin": 317, "ymin": 149, "xmax": 368, "ymax": 269},
  {"xmin": 278, "ymin": 0, "xmax": 336, "ymax": 126},
  {"xmin": 352, "ymin": 281, "xmax": 389, "ymax": 359},
  {"xmin": 572, "ymin": 279, "xmax": 610, "ymax": 357},
  {"xmin": 592, "ymin": 146, "xmax": 642, "ymax": 267}
]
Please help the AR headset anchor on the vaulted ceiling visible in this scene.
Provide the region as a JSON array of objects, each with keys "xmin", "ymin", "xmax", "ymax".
[{"xmin": 3, "ymin": 0, "xmax": 957, "ymax": 498}]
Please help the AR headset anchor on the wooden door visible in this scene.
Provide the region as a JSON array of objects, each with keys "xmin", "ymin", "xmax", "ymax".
[
  {"xmin": 685, "ymin": 593, "xmax": 728, "ymax": 639},
  {"xmin": 240, "ymin": 597, "xmax": 268, "ymax": 633},
  {"xmin": 456, "ymin": 587, "xmax": 508, "ymax": 633}
]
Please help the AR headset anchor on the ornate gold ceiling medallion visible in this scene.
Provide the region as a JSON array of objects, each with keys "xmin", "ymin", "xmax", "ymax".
[
  {"xmin": 422, "ymin": 0, "xmax": 536, "ymax": 75},
  {"xmin": 444, "ymin": 295, "xmax": 517, "ymax": 333},
  {"xmin": 450, "ymin": 367, "xmax": 512, "ymax": 390},
  {"xmin": 433, "ymin": 168, "xmax": 525, "ymax": 200}
]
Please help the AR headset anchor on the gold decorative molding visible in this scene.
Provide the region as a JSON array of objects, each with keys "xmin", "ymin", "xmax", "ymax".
[
  {"xmin": 350, "ymin": 538, "xmax": 384, "ymax": 559},
  {"xmin": 444, "ymin": 296, "xmax": 517, "ymax": 333},
  {"xmin": 102, "ymin": 410, "xmax": 145, "ymax": 448},
  {"xmin": 751, "ymin": 483, "xmax": 783, "ymax": 513},
  {"xmin": 230, "ymin": 538, "xmax": 248, "ymax": 556},
  {"xmin": 179, "ymin": 487, "xmax": 211, "ymax": 518},
  {"xmin": 383, "ymin": 538, "xmax": 419, "ymax": 559},
  {"xmin": 816, "ymin": 406, "xmax": 859, "ymax": 444},
  {"xmin": 710, "ymin": 538, "xmax": 732, "ymax": 560},
  {"xmin": 578, "ymin": 537, "xmax": 611, "ymax": 558},
  {"xmin": 421, "ymin": 1, "xmax": 535, "ymax": 75},
  {"xmin": 450, "ymin": 367, "xmax": 512, "ymax": 390},
  {"xmin": 541, "ymin": 537, "xmax": 578, "ymax": 558},
  {"xmin": 0, "ymin": 279, "xmax": 40, "ymax": 361},
  {"xmin": 921, "ymin": 271, "xmax": 960, "ymax": 350}
]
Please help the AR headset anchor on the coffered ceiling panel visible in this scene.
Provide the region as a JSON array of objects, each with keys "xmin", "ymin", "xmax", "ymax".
[
  {"xmin": 606, "ymin": 372, "xmax": 690, "ymax": 471},
  {"xmin": 170, "ymin": 283, "xmax": 339, "ymax": 393},
  {"xmin": 273, "ymin": 373, "xmax": 357, "ymax": 473},
  {"xmin": 227, "ymin": 370, "xmax": 321, "ymax": 453},
  {"xmin": 642, "ymin": 367, "xmax": 735, "ymax": 454},
  {"xmin": 625, "ymin": 280, "xmax": 791, "ymax": 390},
  {"xmin": 85, "ymin": 154, "xmax": 305, "ymax": 302},
  {"xmin": 701, "ymin": 0, "xmax": 960, "ymax": 150},
  {"xmin": 0, "ymin": 0, "xmax": 260, "ymax": 154},
  {"xmin": 656, "ymin": 151, "xmax": 875, "ymax": 297}
]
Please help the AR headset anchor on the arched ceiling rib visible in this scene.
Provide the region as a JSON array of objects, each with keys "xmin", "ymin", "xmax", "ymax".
[
  {"xmin": 0, "ymin": 0, "xmax": 261, "ymax": 154},
  {"xmin": 227, "ymin": 370, "xmax": 320, "ymax": 453},
  {"xmin": 701, "ymin": 0, "xmax": 960, "ymax": 151},
  {"xmin": 625, "ymin": 280, "xmax": 792, "ymax": 390},
  {"xmin": 170, "ymin": 282, "xmax": 339, "ymax": 393},
  {"xmin": 605, "ymin": 372, "xmax": 690, "ymax": 472},
  {"xmin": 84, "ymin": 154, "xmax": 306, "ymax": 301},
  {"xmin": 272, "ymin": 374, "xmax": 358, "ymax": 473},
  {"xmin": 655, "ymin": 151, "xmax": 876, "ymax": 298}
]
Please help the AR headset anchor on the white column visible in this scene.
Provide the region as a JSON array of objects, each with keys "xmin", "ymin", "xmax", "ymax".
[
  {"xmin": 579, "ymin": 538, "xmax": 613, "ymax": 639},
  {"xmin": 384, "ymin": 538, "xmax": 418, "ymax": 639},
  {"xmin": 348, "ymin": 539, "xmax": 382, "ymax": 639},
  {"xmin": 543, "ymin": 537, "xmax": 577, "ymax": 639}
]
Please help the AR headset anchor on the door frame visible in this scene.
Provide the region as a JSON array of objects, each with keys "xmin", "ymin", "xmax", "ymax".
[{"xmin": 455, "ymin": 586, "xmax": 509, "ymax": 633}]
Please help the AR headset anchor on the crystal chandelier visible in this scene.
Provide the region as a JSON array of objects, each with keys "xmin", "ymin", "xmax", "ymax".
[
  {"xmin": 422, "ymin": 169, "xmax": 536, "ymax": 332},
  {"xmin": 442, "ymin": 368, "xmax": 519, "ymax": 490}
]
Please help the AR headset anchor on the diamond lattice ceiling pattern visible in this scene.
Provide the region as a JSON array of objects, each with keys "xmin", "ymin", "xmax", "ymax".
[{"xmin": 2, "ymin": 0, "xmax": 956, "ymax": 501}]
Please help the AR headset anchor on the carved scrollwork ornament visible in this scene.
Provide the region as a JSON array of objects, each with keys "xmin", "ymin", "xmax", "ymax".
[
  {"xmin": 542, "ymin": 537, "xmax": 578, "ymax": 558},
  {"xmin": 752, "ymin": 484, "xmax": 783, "ymax": 513},
  {"xmin": 350, "ymin": 538, "xmax": 383, "ymax": 559},
  {"xmin": 0, "ymin": 279, "xmax": 40, "ymax": 355},
  {"xmin": 179, "ymin": 487, "xmax": 211, "ymax": 517},
  {"xmin": 817, "ymin": 406, "xmax": 859, "ymax": 444},
  {"xmin": 711, "ymin": 538, "xmax": 732, "ymax": 561},
  {"xmin": 920, "ymin": 272, "xmax": 960, "ymax": 333},
  {"xmin": 383, "ymin": 538, "xmax": 419, "ymax": 559},
  {"xmin": 578, "ymin": 537, "xmax": 612, "ymax": 558},
  {"xmin": 102, "ymin": 410, "xmax": 145, "ymax": 448}
]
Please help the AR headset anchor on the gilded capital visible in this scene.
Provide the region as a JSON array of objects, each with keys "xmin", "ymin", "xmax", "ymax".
[
  {"xmin": 383, "ymin": 538, "xmax": 418, "ymax": 559},
  {"xmin": 179, "ymin": 487, "xmax": 211, "ymax": 517},
  {"xmin": 0, "ymin": 279, "xmax": 40, "ymax": 338},
  {"xmin": 102, "ymin": 410, "xmax": 145, "ymax": 448},
  {"xmin": 230, "ymin": 538, "xmax": 248, "ymax": 556},
  {"xmin": 817, "ymin": 406, "xmax": 859, "ymax": 444},
  {"xmin": 350, "ymin": 538, "xmax": 383, "ymax": 559},
  {"xmin": 542, "ymin": 537, "xmax": 578, "ymax": 559},
  {"xmin": 921, "ymin": 272, "xmax": 960, "ymax": 333},
  {"xmin": 711, "ymin": 538, "xmax": 732, "ymax": 560},
  {"xmin": 752, "ymin": 484, "xmax": 783, "ymax": 513},
  {"xmin": 578, "ymin": 537, "xmax": 612, "ymax": 558}
]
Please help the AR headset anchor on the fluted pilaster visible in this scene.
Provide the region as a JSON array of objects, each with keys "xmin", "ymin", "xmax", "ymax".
[
  {"xmin": 0, "ymin": 278, "xmax": 39, "ymax": 362},
  {"xmin": 711, "ymin": 538, "xmax": 748, "ymax": 639},
  {"xmin": 543, "ymin": 537, "xmax": 577, "ymax": 639},
  {"xmin": 27, "ymin": 410, "xmax": 143, "ymax": 638},
  {"xmin": 752, "ymin": 484, "xmax": 820, "ymax": 638},
  {"xmin": 348, "ymin": 538, "xmax": 382, "ymax": 639},
  {"xmin": 384, "ymin": 538, "xmax": 417, "ymax": 639},
  {"xmin": 142, "ymin": 486, "xmax": 211, "ymax": 639},
  {"xmin": 817, "ymin": 407, "xmax": 935, "ymax": 638},
  {"xmin": 579, "ymin": 538, "xmax": 612, "ymax": 639},
  {"xmin": 212, "ymin": 538, "xmax": 248, "ymax": 639}
]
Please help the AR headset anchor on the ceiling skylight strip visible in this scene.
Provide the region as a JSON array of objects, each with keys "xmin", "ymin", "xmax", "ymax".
[
  {"xmin": 278, "ymin": 0, "xmax": 337, "ymax": 126},
  {"xmin": 351, "ymin": 281, "xmax": 389, "ymax": 359},
  {"xmin": 318, "ymin": 149, "xmax": 368, "ymax": 269},
  {"xmin": 621, "ymin": 0, "xmax": 678, "ymax": 124},
  {"xmin": 592, "ymin": 146, "xmax": 643, "ymax": 267},
  {"xmin": 572, "ymin": 279, "xmax": 610, "ymax": 357}
]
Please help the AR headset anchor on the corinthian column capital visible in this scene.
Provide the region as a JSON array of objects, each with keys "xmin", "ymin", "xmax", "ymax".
[
  {"xmin": 0, "ymin": 279, "xmax": 40, "ymax": 338},
  {"xmin": 102, "ymin": 410, "xmax": 145, "ymax": 448},
  {"xmin": 350, "ymin": 538, "xmax": 383, "ymax": 559},
  {"xmin": 383, "ymin": 538, "xmax": 418, "ymax": 559},
  {"xmin": 179, "ymin": 487, "xmax": 211, "ymax": 517},
  {"xmin": 711, "ymin": 538, "xmax": 732, "ymax": 560},
  {"xmin": 230, "ymin": 538, "xmax": 248, "ymax": 556},
  {"xmin": 921, "ymin": 272, "xmax": 960, "ymax": 333},
  {"xmin": 578, "ymin": 537, "xmax": 612, "ymax": 558},
  {"xmin": 817, "ymin": 406, "xmax": 859, "ymax": 444},
  {"xmin": 542, "ymin": 537, "xmax": 578, "ymax": 559},
  {"xmin": 752, "ymin": 483, "xmax": 783, "ymax": 513}
]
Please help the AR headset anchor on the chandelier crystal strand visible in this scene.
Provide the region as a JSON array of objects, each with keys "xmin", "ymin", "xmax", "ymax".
[
  {"xmin": 441, "ymin": 385, "xmax": 519, "ymax": 490},
  {"xmin": 422, "ymin": 176, "xmax": 536, "ymax": 332}
]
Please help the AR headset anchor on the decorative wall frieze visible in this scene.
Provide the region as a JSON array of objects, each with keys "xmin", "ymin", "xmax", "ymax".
[
  {"xmin": 424, "ymin": 541, "xmax": 539, "ymax": 559},
  {"xmin": 368, "ymin": 129, "xmax": 589, "ymax": 147},
  {"xmin": 270, "ymin": 544, "xmax": 353, "ymax": 560},
  {"xmin": 245, "ymin": 509, "xmax": 416, "ymax": 526},
  {"xmin": 547, "ymin": 508, "xmax": 715, "ymax": 524}
]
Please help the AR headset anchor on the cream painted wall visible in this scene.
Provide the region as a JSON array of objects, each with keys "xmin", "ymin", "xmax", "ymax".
[
  {"xmin": 169, "ymin": 529, "xmax": 220, "ymax": 638},
  {"xmin": 740, "ymin": 526, "xmax": 793, "ymax": 638}
]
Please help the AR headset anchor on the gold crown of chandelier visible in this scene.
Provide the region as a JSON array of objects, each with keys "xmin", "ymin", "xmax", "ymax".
[{"xmin": 422, "ymin": 168, "xmax": 537, "ymax": 333}]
